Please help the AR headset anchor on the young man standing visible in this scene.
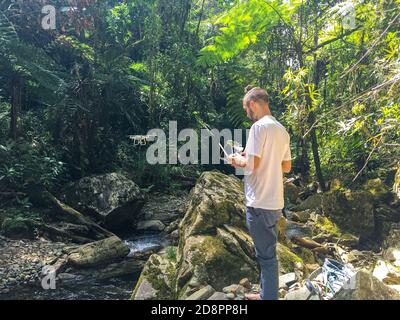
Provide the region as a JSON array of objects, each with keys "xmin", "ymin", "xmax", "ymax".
[{"xmin": 228, "ymin": 86, "xmax": 292, "ymax": 300}]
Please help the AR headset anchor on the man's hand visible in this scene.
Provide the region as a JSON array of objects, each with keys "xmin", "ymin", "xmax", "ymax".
[{"xmin": 228, "ymin": 153, "xmax": 247, "ymax": 168}]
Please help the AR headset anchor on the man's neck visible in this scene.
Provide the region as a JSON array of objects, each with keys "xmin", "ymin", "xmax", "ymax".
[{"xmin": 255, "ymin": 109, "xmax": 272, "ymax": 122}]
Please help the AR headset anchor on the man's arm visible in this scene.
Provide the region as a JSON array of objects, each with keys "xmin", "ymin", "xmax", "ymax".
[
  {"xmin": 282, "ymin": 160, "xmax": 291, "ymax": 173},
  {"xmin": 229, "ymin": 153, "xmax": 261, "ymax": 171}
]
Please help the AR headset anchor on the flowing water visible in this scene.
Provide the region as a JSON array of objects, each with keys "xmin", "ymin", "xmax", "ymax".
[{"xmin": 0, "ymin": 232, "xmax": 168, "ymax": 300}]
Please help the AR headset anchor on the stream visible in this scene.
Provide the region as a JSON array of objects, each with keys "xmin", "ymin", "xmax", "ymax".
[{"xmin": 0, "ymin": 232, "xmax": 169, "ymax": 300}]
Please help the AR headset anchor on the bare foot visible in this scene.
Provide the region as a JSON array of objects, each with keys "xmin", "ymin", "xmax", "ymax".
[{"xmin": 244, "ymin": 293, "xmax": 262, "ymax": 300}]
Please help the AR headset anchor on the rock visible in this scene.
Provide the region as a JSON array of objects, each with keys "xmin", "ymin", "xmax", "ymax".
[
  {"xmin": 1, "ymin": 217, "xmax": 35, "ymax": 240},
  {"xmin": 285, "ymin": 182, "xmax": 300, "ymax": 204},
  {"xmin": 334, "ymin": 270, "xmax": 400, "ymax": 300},
  {"xmin": 362, "ymin": 178, "xmax": 393, "ymax": 203},
  {"xmin": 131, "ymin": 253, "xmax": 176, "ymax": 300},
  {"xmin": 57, "ymin": 273, "xmax": 80, "ymax": 281},
  {"xmin": 185, "ymin": 285, "xmax": 215, "ymax": 300},
  {"xmin": 136, "ymin": 220, "xmax": 165, "ymax": 232},
  {"xmin": 239, "ymin": 278, "xmax": 252, "ymax": 290},
  {"xmin": 384, "ymin": 247, "xmax": 400, "ymax": 267},
  {"xmin": 75, "ymin": 257, "xmax": 145, "ymax": 280},
  {"xmin": 284, "ymin": 286, "xmax": 320, "ymax": 300},
  {"xmin": 279, "ymin": 273, "xmax": 297, "ymax": 289},
  {"xmin": 292, "ymin": 210, "xmax": 311, "ymax": 223},
  {"xmin": 67, "ymin": 235, "xmax": 129, "ymax": 267},
  {"xmin": 305, "ymin": 264, "xmax": 320, "ymax": 272},
  {"xmin": 383, "ymin": 226, "xmax": 400, "ymax": 250},
  {"xmin": 293, "ymin": 194, "xmax": 322, "ymax": 212},
  {"xmin": 175, "ymin": 172, "xmax": 259, "ymax": 295},
  {"xmin": 164, "ymin": 219, "xmax": 181, "ymax": 234},
  {"xmin": 208, "ymin": 292, "xmax": 228, "ymax": 300},
  {"xmin": 223, "ymin": 284, "xmax": 239, "ymax": 294},
  {"xmin": 321, "ymin": 190, "xmax": 375, "ymax": 238},
  {"xmin": 226, "ymin": 293, "xmax": 235, "ymax": 300},
  {"xmin": 176, "ymin": 234, "xmax": 258, "ymax": 295},
  {"xmin": 166, "ymin": 229, "xmax": 179, "ymax": 243},
  {"xmin": 132, "ymin": 171, "xmax": 309, "ymax": 300},
  {"xmin": 179, "ymin": 171, "xmax": 247, "ymax": 240},
  {"xmin": 277, "ymin": 243, "xmax": 304, "ymax": 274},
  {"xmin": 62, "ymin": 172, "xmax": 145, "ymax": 232},
  {"xmin": 141, "ymin": 194, "xmax": 187, "ymax": 224}
]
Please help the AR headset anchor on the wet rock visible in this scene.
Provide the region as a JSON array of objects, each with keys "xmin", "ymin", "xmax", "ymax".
[
  {"xmin": 62, "ymin": 172, "xmax": 145, "ymax": 232},
  {"xmin": 136, "ymin": 220, "xmax": 165, "ymax": 232},
  {"xmin": 67, "ymin": 235, "xmax": 129, "ymax": 267},
  {"xmin": 334, "ymin": 270, "xmax": 400, "ymax": 300},
  {"xmin": 185, "ymin": 285, "xmax": 215, "ymax": 300}
]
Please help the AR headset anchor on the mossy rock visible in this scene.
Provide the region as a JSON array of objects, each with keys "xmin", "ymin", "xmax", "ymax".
[
  {"xmin": 314, "ymin": 215, "xmax": 342, "ymax": 237},
  {"xmin": 321, "ymin": 189, "xmax": 375, "ymax": 237},
  {"xmin": 277, "ymin": 243, "xmax": 304, "ymax": 274},
  {"xmin": 179, "ymin": 171, "xmax": 246, "ymax": 241},
  {"xmin": 362, "ymin": 178, "xmax": 393, "ymax": 203},
  {"xmin": 293, "ymin": 194, "xmax": 322, "ymax": 212},
  {"xmin": 1, "ymin": 217, "xmax": 35, "ymax": 239},
  {"xmin": 176, "ymin": 235, "xmax": 258, "ymax": 294},
  {"xmin": 131, "ymin": 253, "xmax": 177, "ymax": 300},
  {"xmin": 285, "ymin": 182, "xmax": 300, "ymax": 204}
]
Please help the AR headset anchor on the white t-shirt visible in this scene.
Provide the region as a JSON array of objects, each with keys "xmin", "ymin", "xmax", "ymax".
[{"xmin": 244, "ymin": 115, "xmax": 291, "ymax": 210}]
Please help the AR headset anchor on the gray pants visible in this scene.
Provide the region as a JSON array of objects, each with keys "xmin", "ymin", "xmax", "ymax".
[{"xmin": 246, "ymin": 207, "xmax": 282, "ymax": 300}]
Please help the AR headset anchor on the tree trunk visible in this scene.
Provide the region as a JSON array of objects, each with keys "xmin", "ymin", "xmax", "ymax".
[{"xmin": 9, "ymin": 78, "xmax": 22, "ymax": 141}]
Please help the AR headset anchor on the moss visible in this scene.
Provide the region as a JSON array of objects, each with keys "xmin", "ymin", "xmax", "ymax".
[
  {"xmin": 277, "ymin": 243, "xmax": 304, "ymax": 273},
  {"xmin": 1, "ymin": 217, "xmax": 34, "ymax": 239},
  {"xmin": 130, "ymin": 272, "xmax": 145, "ymax": 300},
  {"xmin": 188, "ymin": 236, "xmax": 256, "ymax": 291},
  {"xmin": 132, "ymin": 254, "xmax": 177, "ymax": 300},
  {"xmin": 165, "ymin": 246, "xmax": 177, "ymax": 262},
  {"xmin": 315, "ymin": 215, "xmax": 342, "ymax": 237}
]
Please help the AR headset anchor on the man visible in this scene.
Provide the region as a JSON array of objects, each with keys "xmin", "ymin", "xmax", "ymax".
[{"xmin": 228, "ymin": 86, "xmax": 292, "ymax": 300}]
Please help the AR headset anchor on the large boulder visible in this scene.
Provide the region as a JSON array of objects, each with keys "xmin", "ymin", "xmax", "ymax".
[
  {"xmin": 62, "ymin": 173, "xmax": 145, "ymax": 232},
  {"xmin": 67, "ymin": 235, "xmax": 130, "ymax": 267},
  {"xmin": 179, "ymin": 171, "xmax": 247, "ymax": 240},
  {"xmin": 1, "ymin": 217, "xmax": 35, "ymax": 240},
  {"xmin": 293, "ymin": 194, "xmax": 322, "ymax": 212},
  {"xmin": 131, "ymin": 171, "xmax": 307, "ymax": 300},
  {"xmin": 333, "ymin": 270, "xmax": 400, "ymax": 300},
  {"xmin": 140, "ymin": 194, "xmax": 187, "ymax": 224},
  {"xmin": 321, "ymin": 190, "xmax": 375, "ymax": 237}
]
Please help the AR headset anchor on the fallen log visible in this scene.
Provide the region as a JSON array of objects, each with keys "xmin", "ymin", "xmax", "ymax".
[
  {"xmin": 291, "ymin": 236, "xmax": 332, "ymax": 254},
  {"xmin": 19, "ymin": 218, "xmax": 93, "ymax": 244},
  {"xmin": 42, "ymin": 191, "xmax": 115, "ymax": 240}
]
